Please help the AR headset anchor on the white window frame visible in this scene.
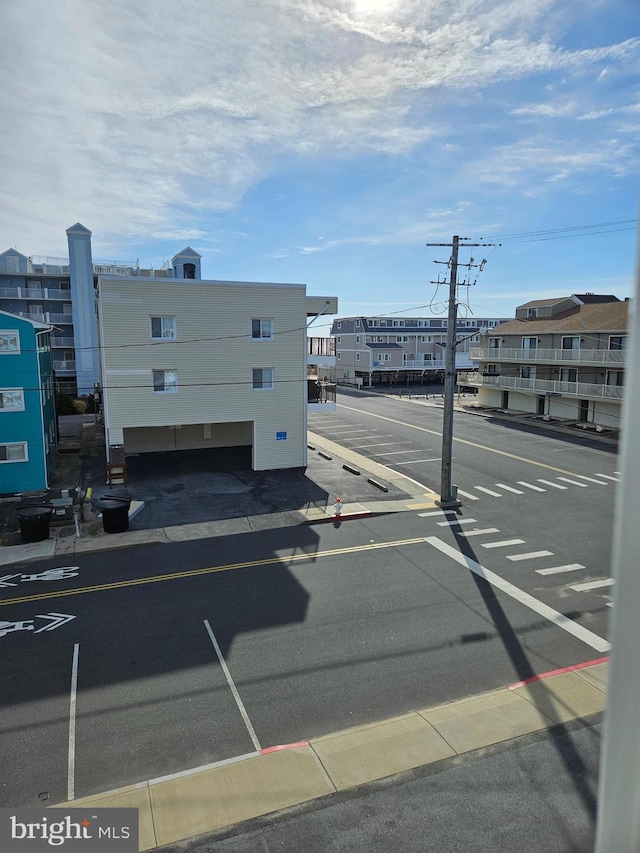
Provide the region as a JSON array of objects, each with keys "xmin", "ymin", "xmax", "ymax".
[
  {"xmin": 520, "ymin": 366, "xmax": 536, "ymax": 380},
  {"xmin": 0, "ymin": 389, "xmax": 25, "ymax": 411},
  {"xmin": 150, "ymin": 316, "xmax": 177, "ymax": 341},
  {"xmin": 606, "ymin": 370, "xmax": 624, "ymax": 387},
  {"xmin": 251, "ymin": 318, "xmax": 273, "ymax": 341},
  {"xmin": 152, "ymin": 369, "xmax": 179, "ymax": 393},
  {"xmin": 560, "ymin": 367, "xmax": 577, "ymax": 383},
  {"xmin": 0, "ymin": 330, "xmax": 20, "ymax": 353},
  {"xmin": 486, "ymin": 363, "xmax": 501, "ymax": 375},
  {"xmin": 562, "ymin": 336, "xmax": 580, "ymax": 350},
  {"xmin": 252, "ymin": 368, "xmax": 274, "ymax": 390},
  {"xmin": 522, "ymin": 337, "xmax": 538, "ymax": 350},
  {"xmin": 355, "ymin": 335, "xmax": 361, "ymax": 344},
  {"xmin": 0, "ymin": 441, "xmax": 28, "ymax": 463},
  {"xmin": 609, "ymin": 335, "xmax": 627, "ymax": 351},
  {"xmin": 356, "ymin": 353, "xmax": 360, "ymax": 361}
]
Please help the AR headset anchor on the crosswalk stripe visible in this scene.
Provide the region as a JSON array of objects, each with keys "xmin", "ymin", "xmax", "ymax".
[
  {"xmin": 517, "ymin": 481, "xmax": 546, "ymax": 492},
  {"xmin": 474, "ymin": 486, "xmax": 503, "ymax": 497},
  {"xmin": 418, "ymin": 510, "xmax": 457, "ymax": 518},
  {"xmin": 537, "ymin": 479, "xmax": 567, "ymax": 490},
  {"xmin": 536, "ymin": 564, "xmax": 585, "ymax": 575},
  {"xmin": 506, "ymin": 550, "xmax": 554, "ymax": 561},
  {"xmin": 456, "ymin": 528, "xmax": 501, "ymax": 537},
  {"xmin": 437, "ymin": 518, "xmax": 478, "ymax": 526},
  {"xmin": 481, "ymin": 539, "xmax": 526, "ymax": 549},
  {"xmin": 569, "ymin": 578, "xmax": 614, "ymax": 592},
  {"xmin": 557, "ymin": 477, "xmax": 589, "ymax": 487},
  {"xmin": 573, "ymin": 474, "xmax": 609, "ymax": 485},
  {"xmin": 596, "ymin": 474, "xmax": 620, "ymax": 482},
  {"xmin": 456, "ymin": 489, "xmax": 480, "ymax": 501},
  {"xmin": 495, "ymin": 483, "xmax": 524, "ymax": 494}
]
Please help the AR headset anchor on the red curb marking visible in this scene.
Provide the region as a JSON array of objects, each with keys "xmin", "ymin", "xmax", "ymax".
[
  {"xmin": 508, "ymin": 656, "xmax": 610, "ymax": 690},
  {"xmin": 260, "ymin": 740, "xmax": 309, "ymax": 755}
]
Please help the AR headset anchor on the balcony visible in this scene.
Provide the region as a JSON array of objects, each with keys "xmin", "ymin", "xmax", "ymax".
[
  {"xmin": 53, "ymin": 360, "xmax": 76, "ymax": 373},
  {"xmin": 47, "ymin": 313, "xmax": 74, "ymax": 324},
  {"xmin": 51, "ymin": 337, "xmax": 76, "ymax": 348},
  {"xmin": 474, "ymin": 374, "xmax": 623, "ymax": 401},
  {"xmin": 308, "ymin": 337, "xmax": 336, "ymax": 367},
  {"xmin": 0, "ymin": 286, "xmax": 70, "ymax": 300},
  {"xmin": 307, "ymin": 381, "xmax": 337, "ymax": 413},
  {"xmin": 470, "ymin": 346, "xmax": 625, "ymax": 367}
]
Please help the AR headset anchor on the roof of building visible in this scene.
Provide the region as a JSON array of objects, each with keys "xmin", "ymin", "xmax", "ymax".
[
  {"xmin": 516, "ymin": 296, "xmax": 575, "ymax": 309},
  {"xmin": 0, "ymin": 308, "xmax": 52, "ymax": 331},
  {"xmin": 489, "ymin": 300, "xmax": 629, "ymax": 335},
  {"xmin": 574, "ymin": 294, "xmax": 621, "ymax": 304},
  {"xmin": 365, "ymin": 342, "xmax": 403, "ymax": 349}
]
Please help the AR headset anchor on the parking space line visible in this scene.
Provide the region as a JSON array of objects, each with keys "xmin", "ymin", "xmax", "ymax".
[
  {"xmin": 517, "ymin": 481, "xmax": 546, "ymax": 492},
  {"xmin": 573, "ymin": 474, "xmax": 609, "ymax": 485},
  {"xmin": 394, "ymin": 458, "xmax": 440, "ymax": 465},
  {"xmin": 481, "ymin": 539, "xmax": 526, "ymax": 548},
  {"xmin": 425, "ymin": 537, "xmax": 610, "ymax": 653},
  {"xmin": 596, "ymin": 474, "xmax": 620, "ymax": 482},
  {"xmin": 557, "ymin": 477, "xmax": 589, "ymax": 487},
  {"xmin": 67, "ymin": 643, "xmax": 79, "ymax": 802},
  {"xmin": 537, "ymin": 479, "xmax": 567, "ymax": 489},
  {"xmin": 204, "ymin": 620, "xmax": 261, "ymax": 751},
  {"xmin": 373, "ymin": 450, "xmax": 426, "ymax": 456}
]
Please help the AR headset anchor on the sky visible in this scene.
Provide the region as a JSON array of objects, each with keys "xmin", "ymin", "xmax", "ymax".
[{"xmin": 2, "ymin": 0, "xmax": 639, "ymax": 334}]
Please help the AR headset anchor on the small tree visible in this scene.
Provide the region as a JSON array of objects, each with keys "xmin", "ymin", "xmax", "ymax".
[{"xmin": 55, "ymin": 393, "xmax": 76, "ymax": 415}]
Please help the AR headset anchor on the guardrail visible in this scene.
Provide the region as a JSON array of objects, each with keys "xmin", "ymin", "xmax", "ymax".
[{"xmin": 470, "ymin": 346, "xmax": 625, "ymax": 366}]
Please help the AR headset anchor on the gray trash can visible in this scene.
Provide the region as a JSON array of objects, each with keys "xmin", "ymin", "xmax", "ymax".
[
  {"xmin": 16, "ymin": 504, "xmax": 54, "ymax": 543},
  {"xmin": 96, "ymin": 496, "xmax": 131, "ymax": 534}
]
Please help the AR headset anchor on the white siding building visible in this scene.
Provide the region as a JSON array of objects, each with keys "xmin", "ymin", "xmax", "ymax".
[{"xmin": 98, "ymin": 276, "xmax": 337, "ymax": 471}]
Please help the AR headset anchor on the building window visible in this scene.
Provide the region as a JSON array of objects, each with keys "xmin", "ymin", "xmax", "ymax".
[
  {"xmin": 423, "ymin": 353, "xmax": 432, "ymax": 363},
  {"xmin": 150, "ymin": 316, "xmax": 177, "ymax": 340},
  {"xmin": 356, "ymin": 335, "xmax": 361, "ymax": 344},
  {"xmin": 356, "ymin": 353, "xmax": 360, "ymax": 361},
  {"xmin": 560, "ymin": 368, "xmax": 577, "ymax": 383},
  {"xmin": 356, "ymin": 319, "xmax": 361, "ymax": 327},
  {"xmin": 522, "ymin": 337, "xmax": 538, "ymax": 349},
  {"xmin": 337, "ymin": 352, "xmax": 341, "ymax": 360},
  {"xmin": 252, "ymin": 318, "xmax": 273, "ymax": 340},
  {"xmin": 606, "ymin": 371, "xmax": 624, "ymax": 387},
  {"xmin": 486, "ymin": 364, "xmax": 501, "ymax": 375},
  {"xmin": 253, "ymin": 368, "xmax": 274, "ymax": 390},
  {"xmin": 520, "ymin": 366, "xmax": 536, "ymax": 380},
  {"xmin": 377, "ymin": 353, "xmax": 390, "ymax": 362},
  {"xmin": 152, "ymin": 369, "xmax": 179, "ymax": 393},
  {"xmin": 337, "ymin": 321, "xmax": 341, "ymax": 329},
  {"xmin": 0, "ymin": 442, "xmax": 28, "ymax": 463},
  {"xmin": 609, "ymin": 336, "xmax": 627, "ymax": 351},
  {"xmin": 527, "ymin": 307, "xmax": 538, "ymax": 318},
  {"xmin": 489, "ymin": 338, "xmax": 501, "ymax": 349},
  {"xmin": 0, "ymin": 331, "xmax": 20, "ymax": 353},
  {"xmin": 0, "ymin": 389, "xmax": 25, "ymax": 411},
  {"xmin": 337, "ymin": 336, "xmax": 341, "ymax": 343},
  {"xmin": 562, "ymin": 336, "xmax": 580, "ymax": 350}
]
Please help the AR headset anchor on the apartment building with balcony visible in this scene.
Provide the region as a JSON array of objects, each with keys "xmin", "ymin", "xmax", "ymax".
[
  {"xmin": 330, "ymin": 315, "xmax": 503, "ymax": 385},
  {"xmin": 0, "ymin": 225, "xmax": 202, "ymax": 397},
  {"xmin": 97, "ymin": 275, "xmax": 337, "ymax": 472},
  {"xmin": 464, "ymin": 294, "xmax": 628, "ymax": 428}
]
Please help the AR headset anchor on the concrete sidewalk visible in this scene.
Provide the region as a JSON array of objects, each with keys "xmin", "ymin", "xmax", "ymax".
[{"xmin": 53, "ymin": 658, "xmax": 608, "ymax": 851}]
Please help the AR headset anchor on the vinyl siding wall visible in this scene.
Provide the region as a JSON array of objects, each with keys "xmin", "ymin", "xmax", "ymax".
[{"xmin": 99, "ymin": 278, "xmax": 308, "ymax": 470}]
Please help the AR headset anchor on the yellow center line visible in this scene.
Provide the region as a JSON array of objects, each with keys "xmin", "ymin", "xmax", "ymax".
[
  {"xmin": 338, "ymin": 403, "xmax": 589, "ymax": 477},
  {"xmin": 0, "ymin": 537, "xmax": 427, "ymax": 608}
]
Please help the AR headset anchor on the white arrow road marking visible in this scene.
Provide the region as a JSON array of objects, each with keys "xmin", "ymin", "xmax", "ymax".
[
  {"xmin": 0, "ymin": 574, "xmax": 20, "ymax": 588},
  {"xmin": 34, "ymin": 613, "xmax": 76, "ymax": 633},
  {"xmin": 22, "ymin": 567, "xmax": 80, "ymax": 583}
]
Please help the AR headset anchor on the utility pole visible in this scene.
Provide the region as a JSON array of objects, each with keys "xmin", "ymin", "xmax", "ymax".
[{"xmin": 426, "ymin": 236, "xmax": 494, "ymax": 507}]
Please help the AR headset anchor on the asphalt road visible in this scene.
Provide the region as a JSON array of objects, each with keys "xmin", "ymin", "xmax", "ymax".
[{"xmin": 0, "ymin": 390, "xmax": 616, "ymax": 810}]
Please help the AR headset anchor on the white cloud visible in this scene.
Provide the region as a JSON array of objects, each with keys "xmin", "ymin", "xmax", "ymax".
[{"xmin": 1, "ymin": 0, "xmax": 638, "ymax": 252}]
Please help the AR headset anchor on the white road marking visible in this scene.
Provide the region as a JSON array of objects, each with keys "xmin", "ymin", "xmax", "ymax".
[
  {"xmin": 67, "ymin": 643, "xmax": 79, "ymax": 802},
  {"xmin": 349, "ymin": 442, "xmax": 409, "ymax": 448},
  {"xmin": 419, "ymin": 510, "xmax": 457, "ymax": 517},
  {"xmin": 374, "ymin": 450, "xmax": 426, "ymax": 456},
  {"xmin": 474, "ymin": 486, "xmax": 503, "ymax": 497},
  {"xmin": 517, "ymin": 481, "xmax": 546, "ymax": 492},
  {"xmin": 425, "ymin": 537, "xmax": 610, "ymax": 653},
  {"xmin": 495, "ymin": 484, "xmax": 525, "ymax": 494},
  {"xmin": 394, "ymin": 458, "xmax": 441, "ymax": 465},
  {"xmin": 573, "ymin": 474, "xmax": 609, "ymax": 485},
  {"xmin": 596, "ymin": 474, "xmax": 620, "ymax": 482},
  {"xmin": 557, "ymin": 477, "xmax": 589, "ymax": 487},
  {"xmin": 456, "ymin": 528, "xmax": 501, "ymax": 537},
  {"xmin": 506, "ymin": 551, "xmax": 554, "ymax": 561},
  {"xmin": 570, "ymin": 579, "xmax": 615, "ymax": 592},
  {"xmin": 536, "ymin": 564, "xmax": 585, "ymax": 575},
  {"xmin": 537, "ymin": 479, "xmax": 567, "ymax": 490},
  {"xmin": 481, "ymin": 539, "xmax": 526, "ymax": 548},
  {"xmin": 455, "ymin": 489, "xmax": 480, "ymax": 501},
  {"xmin": 204, "ymin": 619, "xmax": 261, "ymax": 751},
  {"xmin": 437, "ymin": 518, "xmax": 478, "ymax": 526},
  {"xmin": 614, "ymin": 471, "xmax": 622, "ymax": 475}
]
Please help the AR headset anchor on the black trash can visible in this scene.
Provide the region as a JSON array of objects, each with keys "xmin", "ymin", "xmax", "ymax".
[
  {"xmin": 96, "ymin": 496, "xmax": 131, "ymax": 534},
  {"xmin": 16, "ymin": 504, "xmax": 54, "ymax": 544}
]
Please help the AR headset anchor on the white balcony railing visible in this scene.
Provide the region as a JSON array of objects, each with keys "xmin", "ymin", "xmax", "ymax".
[
  {"xmin": 476, "ymin": 374, "xmax": 623, "ymax": 401},
  {"xmin": 470, "ymin": 346, "xmax": 625, "ymax": 366},
  {"xmin": 53, "ymin": 360, "xmax": 76, "ymax": 372},
  {"xmin": 51, "ymin": 337, "xmax": 76, "ymax": 348}
]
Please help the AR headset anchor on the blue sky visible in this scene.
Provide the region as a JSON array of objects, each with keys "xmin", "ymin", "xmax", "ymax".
[{"xmin": 2, "ymin": 0, "xmax": 638, "ymax": 334}]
